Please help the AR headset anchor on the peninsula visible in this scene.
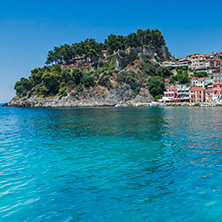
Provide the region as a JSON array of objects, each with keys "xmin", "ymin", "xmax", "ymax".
[
  {"xmin": 4, "ymin": 29, "xmax": 173, "ymax": 107},
  {"xmin": 4, "ymin": 29, "xmax": 222, "ymax": 108}
]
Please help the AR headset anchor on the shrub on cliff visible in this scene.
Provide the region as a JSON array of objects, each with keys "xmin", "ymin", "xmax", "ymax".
[
  {"xmin": 156, "ymin": 66, "xmax": 172, "ymax": 77},
  {"xmin": 148, "ymin": 76, "xmax": 165, "ymax": 97},
  {"xmin": 41, "ymin": 72, "xmax": 60, "ymax": 95},
  {"xmin": 170, "ymin": 72, "xmax": 190, "ymax": 84},
  {"xmin": 80, "ymin": 73, "xmax": 94, "ymax": 87},
  {"xmin": 39, "ymin": 86, "xmax": 49, "ymax": 95},
  {"xmin": 71, "ymin": 68, "xmax": 83, "ymax": 85},
  {"xmin": 117, "ymin": 71, "xmax": 138, "ymax": 84},
  {"xmin": 154, "ymin": 94, "xmax": 163, "ymax": 101}
]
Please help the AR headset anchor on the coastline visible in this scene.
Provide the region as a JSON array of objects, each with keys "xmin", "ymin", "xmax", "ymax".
[{"xmin": 3, "ymin": 97, "xmax": 222, "ymax": 108}]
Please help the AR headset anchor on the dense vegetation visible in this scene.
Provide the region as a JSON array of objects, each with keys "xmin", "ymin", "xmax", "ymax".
[
  {"xmin": 169, "ymin": 67, "xmax": 190, "ymax": 84},
  {"xmin": 193, "ymin": 72, "xmax": 207, "ymax": 78},
  {"xmin": 14, "ymin": 56, "xmax": 171, "ymax": 99},
  {"xmin": 46, "ymin": 29, "xmax": 166, "ymax": 65},
  {"xmin": 14, "ymin": 64, "xmax": 94, "ymax": 98},
  {"xmin": 14, "ymin": 28, "xmax": 170, "ymax": 101}
]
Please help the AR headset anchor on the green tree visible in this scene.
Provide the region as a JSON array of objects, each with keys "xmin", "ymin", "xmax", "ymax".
[
  {"xmin": 80, "ymin": 73, "xmax": 94, "ymax": 87},
  {"xmin": 156, "ymin": 66, "xmax": 172, "ymax": 77},
  {"xmin": 41, "ymin": 72, "xmax": 60, "ymax": 95},
  {"xmin": 125, "ymin": 33, "xmax": 140, "ymax": 48},
  {"xmin": 154, "ymin": 94, "xmax": 163, "ymax": 101},
  {"xmin": 61, "ymin": 68, "xmax": 71, "ymax": 82},
  {"xmin": 71, "ymin": 68, "xmax": 83, "ymax": 85},
  {"xmin": 105, "ymin": 34, "xmax": 125, "ymax": 53},
  {"xmin": 14, "ymin": 78, "xmax": 32, "ymax": 97},
  {"xmin": 30, "ymin": 68, "xmax": 44, "ymax": 85},
  {"xmin": 150, "ymin": 29, "xmax": 165, "ymax": 47},
  {"xmin": 39, "ymin": 86, "xmax": 49, "ymax": 95},
  {"xmin": 148, "ymin": 76, "xmax": 165, "ymax": 97}
]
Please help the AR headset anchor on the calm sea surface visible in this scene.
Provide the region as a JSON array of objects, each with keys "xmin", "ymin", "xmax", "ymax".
[{"xmin": 1, "ymin": 105, "xmax": 222, "ymax": 221}]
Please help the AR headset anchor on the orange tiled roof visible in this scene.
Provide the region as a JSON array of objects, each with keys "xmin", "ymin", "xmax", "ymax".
[
  {"xmin": 213, "ymin": 82, "xmax": 222, "ymax": 85},
  {"xmin": 190, "ymin": 88, "xmax": 205, "ymax": 91},
  {"xmin": 198, "ymin": 78, "xmax": 205, "ymax": 81},
  {"xmin": 179, "ymin": 58, "xmax": 190, "ymax": 62},
  {"xmin": 187, "ymin": 53, "xmax": 200, "ymax": 57}
]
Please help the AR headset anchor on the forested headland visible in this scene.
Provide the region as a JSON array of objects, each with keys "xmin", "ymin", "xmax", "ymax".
[{"xmin": 8, "ymin": 28, "xmax": 174, "ymax": 107}]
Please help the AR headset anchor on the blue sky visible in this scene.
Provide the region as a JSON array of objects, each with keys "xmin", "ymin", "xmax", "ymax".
[{"xmin": 1, "ymin": 0, "xmax": 222, "ymax": 102}]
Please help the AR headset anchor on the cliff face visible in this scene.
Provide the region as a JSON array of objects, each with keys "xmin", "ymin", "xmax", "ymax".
[
  {"xmin": 5, "ymin": 85, "xmax": 153, "ymax": 107},
  {"xmin": 5, "ymin": 44, "xmax": 172, "ymax": 108},
  {"xmin": 115, "ymin": 45, "xmax": 173, "ymax": 71}
]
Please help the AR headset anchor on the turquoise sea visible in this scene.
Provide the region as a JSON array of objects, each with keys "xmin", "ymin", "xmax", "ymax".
[{"xmin": 1, "ymin": 105, "xmax": 222, "ymax": 221}]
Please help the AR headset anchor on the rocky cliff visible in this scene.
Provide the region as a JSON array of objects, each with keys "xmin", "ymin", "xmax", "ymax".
[
  {"xmin": 4, "ymin": 85, "xmax": 153, "ymax": 107},
  {"xmin": 4, "ymin": 44, "xmax": 173, "ymax": 108}
]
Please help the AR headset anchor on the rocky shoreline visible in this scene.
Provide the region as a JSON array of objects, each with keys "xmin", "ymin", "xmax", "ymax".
[{"xmin": 3, "ymin": 96, "xmax": 222, "ymax": 108}]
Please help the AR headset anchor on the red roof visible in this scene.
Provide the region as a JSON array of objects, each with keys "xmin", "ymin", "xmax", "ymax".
[
  {"xmin": 190, "ymin": 88, "xmax": 205, "ymax": 91},
  {"xmin": 178, "ymin": 58, "xmax": 190, "ymax": 62},
  {"xmin": 214, "ymin": 58, "xmax": 222, "ymax": 62},
  {"xmin": 169, "ymin": 86, "xmax": 177, "ymax": 90},
  {"xmin": 198, "ymin": 78, "xmax": 205, "ymax": 81},
  {"xmin": 213, "ymin": 82, "xmax": 222, "ymax": 85},
  {"xmin": 187, "ymin": 53, "xmax": 200, "ymax": 57}
]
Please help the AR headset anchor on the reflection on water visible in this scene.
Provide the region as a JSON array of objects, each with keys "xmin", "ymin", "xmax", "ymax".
[{"xmin": 1, "ymin": 107, "xmax": 222, "ymax": 221}]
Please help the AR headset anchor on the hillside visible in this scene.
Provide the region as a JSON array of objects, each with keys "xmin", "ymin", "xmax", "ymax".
[{"xmin": 4, "ymin": 29, "xmax": 174, "ymax": 107}]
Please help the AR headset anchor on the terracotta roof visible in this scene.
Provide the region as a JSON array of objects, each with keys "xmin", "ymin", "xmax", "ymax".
[
  {"xmin": 213, "ymin": 82, "xmax": 222, "ymax": 85},
  {"xmin": 190, "ymin": 88, "xmax": 205, "ymax": 91},
  {"xmin": 206, "ymin": 58, "xmax": 222, "ymax": 62},
  {"xmin": 169, "ymin": 86, "xmax": 177, "ymax": 90},
  {"xmin": 214, "ymin": 58, "xmax": 222, "ymax": 62},
  {"xmin": 187, "ymin": 53, "xmax": 200, "ymax": 57},
  {"xmin": 179, "ymin": 58, "xmax": 190, "ymax": 62},
  {"xmin": 198, "ymin": 78, "xmax": 205, "ymax": 81}
]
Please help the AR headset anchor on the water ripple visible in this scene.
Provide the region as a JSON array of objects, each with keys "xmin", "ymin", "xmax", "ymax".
[{"xmin": 1, "ymin": 107, "xmax": 222, "ymax": 221}]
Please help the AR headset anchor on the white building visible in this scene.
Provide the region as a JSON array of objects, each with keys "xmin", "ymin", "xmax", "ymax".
[{"xmin": 213, "ymin": 72, "xmax": 222, "ymax": 83}]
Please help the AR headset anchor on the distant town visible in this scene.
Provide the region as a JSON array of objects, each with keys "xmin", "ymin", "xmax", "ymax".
[{"xmin": 161, "ymin": 51, "xmax": 222, "ymax": 104}]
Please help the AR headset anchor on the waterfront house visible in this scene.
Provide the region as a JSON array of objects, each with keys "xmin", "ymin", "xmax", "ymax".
[
  {"xmin": 176, "ymin": 85, "xmax": 190, "ymax": 102},
  {"xmin": 214, "ymin": 90, "xmax": 221, "ymax": 101},
  {"xmin": 162, "ymin": 85, "xmax": 190, "ymax": 102},
  {"xmin": 206, "ymin": 83, "xmax": 222, "ymax": 102},
  {"xmin": 162, "ymin": 86, "xmax": 177, "ymax": 102},
  {"xmin": 206, "ymin": 89, "xmax": 215, "ymax": 102},
  {"xmin": 189, "ymin": 88, "xmax": 205, "ymax": 103}
]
